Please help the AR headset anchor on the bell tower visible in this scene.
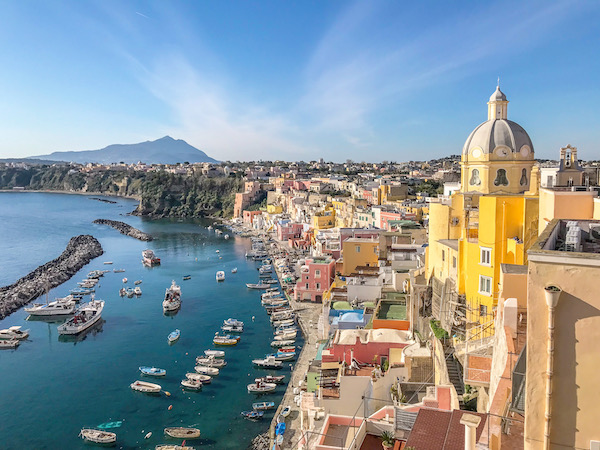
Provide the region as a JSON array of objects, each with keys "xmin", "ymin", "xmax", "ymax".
[{"xmin": 487, "ymin": 85, "xmax": 508, "ymax": 120}]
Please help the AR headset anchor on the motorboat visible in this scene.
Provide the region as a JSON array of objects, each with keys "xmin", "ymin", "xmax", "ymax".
[
  {"xmin": 261, "ymin": 291, "xmax": 281, "ymax": 299},
  {"xmin": 274, "ymin": 332, "xmax": 297, "ymax": 341},
  {"xmin": 271, "ymin": 351, "xmax": 296, "ymax": 361},
  {"xmin": 221, "ymin": 324, "xmax": 243, "ymax": 333},
  {"xmin": 272, "ymin": 319, "xmax": 295, "ymax": 329},
  {"xmin": 224, "ymin": 234, "xmax": 230, "ymax": 240},
  {"xmin": 203, "ymin": 349, "xmax": 225, "ymax": 358},
  {"xmin": 216, "ymin": 271, "xmax": 225, "ymax": 282},
  {"xmin": 70, "ymin": 288, "xmax": 94, "ymax": 296},
  {"xmin": 122, "ymin": 278, "xmax": 128, "ymax": 283},
  {"xmin": 130, "ymin": 380, "xmax": 162, "ymax": 393},
  {"xmin": 134, "ymin": 280, "xmax": 142, "ymax": 285},
  {"xmin": 79, "ymin": 429, "xmax": 117, "ymax": 444},
  {"xmin": 195, "ymin": 356, "xmax": 227, "ymax": 368},
  {"xmin": 194, "ymin": 365, "xmax": 219, "ymax": 376},
  {"xmin": 119, "ymin": 288, "xmax": 126, "ymax": 297},
  {"xmin": 134, "ymin": 287, "xmax": 142, "ymax": 296},
  {"xmin": 0, "ymin": 339, "xmax": 19, "ymax": 349},
  {"xmin": 142, "ymin": 249, "xmax": 161, "ymax": 266},
  {"xmin": 271, "ymin": 339, "xmax": 295, "ymax": 348},
  {"xmin": 246, "ymin": 283, "xmax": 269, "ymax": 289},
  {"xmin": 213, "ymin": 336, "xmax": 238, "ymax": 346},
  {"xmin": 186, "ymin": 373, "xmax": 211, "ymax": 384},
  {"xmin": 126, "ymin": 288, "xmax": 135, "ymax": 298},
  {"xmin": 155, "ymin": 444, "xmax": 194, "ymax": 450},
  {"xmin": 139, "ymin": 366, "xmax": 166, "ymax": 377},
  {"xmin": 252, "ymin": 401, "xmax": 275, "ymax": 410},
  {"xmin": 113, "ymin": 268, "xmax": 125, "ymax": 273},
  {"xmin": 163, "ymin": 280, "xmax": 182, "ymax": 312},
  {"xmin": 57, "ymin": 300, "xmax": 104, "ymax": 335},
  {"xmin": 223, "ymin": 318, "xmax": 244, "ymax": 327},
  {"xmin": 241, "ymin": 410, "xmax": 264, "ymax": 420},
  {"xmin": 181, "ymin": 379, "xmax": 202, "ymax": 390},
  {"xmin": 182, "ymin": 275, "xmax": 191, "ymax": 280},
  {"xmin": 24, "ymin": 296, "xmax": 76, "ymax": 316},
  {"xmin": 257, "ymin": 375, "xmax": 286, "ymax": 384},
  {"xmin": 252, "ymin": 355, "xmax": 283, "ymax": 369},
  {"xmin": 277, "ymin": 346, "xmax": 296, "ymax": 353},
  {"xmin": 280, "ymin": 406, "xmax": 292, "ymax": 418},
  {"xmin": 168, "ymin": 329, "xmax": 180, "ymax": 344},
  {"xmin": 264, "ymin": 279, "xmax": 278, "ymax": 284},
  {"xmin": 247, "ymin": 379, "xmax": 277, "ymax": 393},
  {"xmin": 231, "ymin": 267, "xmax": 238, "ymax": 273},
  {"xmin": 164, "ymin": 427, "xmax": 201, "ymax": 439}
]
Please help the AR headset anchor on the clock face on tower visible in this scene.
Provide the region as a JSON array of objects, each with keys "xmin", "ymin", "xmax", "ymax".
[
  {"xmin": 495, "ymin": 147, "xmax": 508, "ymax": 157},
  {"xmin": 520, "ymin": 146, "xmax": 530, "ymax": 157},
  {"xmin": 472, "ymin": 148, "xmax": 482, "ymax": 158}
]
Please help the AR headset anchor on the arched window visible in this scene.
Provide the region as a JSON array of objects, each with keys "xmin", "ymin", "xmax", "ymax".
[
  {"xmin": 494, "ymin": 169, "xmax": 509, "ymax": 186},
  {"xmin": 520, "ymin": 168, "xmax": 528, "ymax": 186},
  {"xmin": 469, "ymin": 169, "xmax": 481, "ymax": 186}
]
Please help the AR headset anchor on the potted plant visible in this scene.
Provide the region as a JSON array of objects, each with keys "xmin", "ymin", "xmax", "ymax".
[{"xmin": 381, "ymin": 430, "xmax": 395, "ymax": 450}]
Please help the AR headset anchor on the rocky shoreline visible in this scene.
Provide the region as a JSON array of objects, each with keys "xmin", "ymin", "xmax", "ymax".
[
  {"xmin": 93, "ymin": 219, "xmax": 153, "ymax": 241},
  {"xmin": 0, "ymin": 235, "xmax": 104, "ymax": 319}
]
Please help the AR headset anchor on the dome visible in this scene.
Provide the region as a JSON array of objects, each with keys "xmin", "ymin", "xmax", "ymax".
[
  {"xmin": 462, "ymin": 119, "xmax": 534, "ymax": 158},
  {"xmin": 489, "ymin": 86, "xmax": 507, "ymax": 102}
]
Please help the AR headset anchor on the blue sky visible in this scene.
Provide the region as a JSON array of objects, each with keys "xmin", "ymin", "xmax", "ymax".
[{"xmin": 0, "ymin": 0, "xmax": 598, "ymax": 162}]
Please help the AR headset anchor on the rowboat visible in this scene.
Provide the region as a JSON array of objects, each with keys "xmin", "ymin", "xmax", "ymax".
[
  {"xmin": 186, "ymin": 373, "xmax": 211, "ymax": 384},
  {"xmin": 194, "ymin": 365, "xmax": 219, "ymax": 376},
  {"xmin": 168, "ymin": 329, "xmax": 180, "ymax": 344},
  {"xmin": 164, "ymin": 427, "xmax": 201, "ymax": 439},
  {"xmin": 79, "ymin": 429, "xmax": 117, "ymax": 444},
  {"xmin": 252, "ymin": 355, "xmax": 283, "ymax": 370},
  {"xmin": 213, "ymin": 336, "xmax": 238, "ymax": 346},
  {"xmin": 182, "ymin": 275, "xmax": 191, "ymax": 280},
  {"xmin": 155, "ymin": 445, "xmax": 194, "ymax": 450},
  {"xmin": 195, "ymin": 356, "xmax": 227, "ymax": 368},
  {"xmin": 257, "ymin": 375, "xmax": 286, "ymax": 384},
  {"xmin": 280, "ymin": 405, "xmax": 292, "ymax": 418},
  {"xmin": 246, "ymin": 283, "xmax": 269, "ymax": 289},
  {"xmin": 272, "ymin": 351, "xmax": 296, "ymax": 361},
  {"xmin": 139, "ymin": 366, "xmax": 166, "ymax": 377},
  {"xmin": 278, "ymin": 346, "xmax": 296, "ymax": 353},
  {"xmin": 247, "ymin": 379, "xmax": 277, "ymax": 393},
  {"xmin": 241, "ymin": 410, "xmax": 264, "ymax": 420},
  {"xmin": 252, "ymin": 401, "xmax": 275, "ymax": 410},
  {"xmin": 134, "ymin": 280, "xmax": 142, "ymax": 284},
  {"xmin": 130, "ymin": 380, "xmax": 162, "ymax": 393},
  {"xmin": 203, "ymin": 349, "xmax": 225, "ymax": 358},
  {"xmin": 271, "ymin": 339, "xmax": 296, "ymax": 348},
  {"xmin": 181, "ymin": 379, "xmax": 202, "ymax": 390}
]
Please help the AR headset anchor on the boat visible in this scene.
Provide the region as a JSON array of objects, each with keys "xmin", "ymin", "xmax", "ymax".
[
  {"xmin": 186, "ymin": 373, "xmax": 211, "ymax": 384},
  {"xmin": 216, "ymin": 271, "xmax": 225, "ymax": 282},
  {"xmin": 119, "ymin": 288, "xmax": 126, "ymax": 297},
  {"xmin": 134, "ymin": 287, "xmax": 142, "ymax": 296},
  {"xmin": 273, "ymin": 332, "xmax": 297, "ymax": 342},
  {"xmin": 203, "ymin": 349, "xmax": 225, "ymax": 358},
  {"xmin": 134, "ymin": 280, "xmax": 142, "ymax": 285},
  {"xmin": 194, "ymin": 365, "xmax": 219, "ymax": 376},
  {"xmin": 163, "ymin": 280, "xmax": 182, "ymax": 312},
  {"xmin": 257, "ymin": 375, "xmax": 286, "ymax": 384},
  {"xmin": 231, "ymin": 267, "xmax": 238, "ymax": 273},
  {"xmin": 0, "ymin": 339, "xmax": 19, "ymax": 349},
  {"xmin": 207, "ymin": 225, "xmax": 213, "ymax": 230},
  {"xmin": 139, "ymin": 366, "xmax": 167, "ymax": 377},
  {"xmin": 24, "ymin": 296, "xmax": 77, "ymax": 316},
  {"xmin": 246, "ymin": 283, "xmax": 269, "ymax": 289},
  {"xmin": 223, "ymin": 318, "xmax": 244, "ymax": 327},
  {"xmin": 142, "ymin": 249, "xmax": 161, "ymax": 266},
  {"xmin": 247, "ymin": 379, "xmax": 277, "ymax": 393},
  {"xmin": 221, "ymin": 324, "xmax": 243, "ymax": 333},
  {"xmin": 57, "ymin": 300, "xmax": 104, "ymax": 335},
  {"xmin": 195, "ymin": 356, "xmax": 227, "ymax": 368},
  {"xmin": 252, "ymin": 355, "xmax": 283, "ymax": 370},
  {"xmin": 168, "ymin": 329, "xmax": 180, "ymax": 344},
  {"xmin": 104, "ymin": 261, "xmax": 113, "ymax": 265},
  {"xmin": 130, "ymin": 380, "xmax": 162, "ymax": 393},
  {"xmin": 252, "ymin": 401, "xmax": 275, "ymax": 410},
  {"xmin": 122, "ymin": 278, "xmax": 128, "ymax": 283},
  {"xmin": 278, "ymin": 346, "xmax": 296, "ymax": 353},
  {"xmin": 70, "ymin": 288, "xmax": 94, "ymax": 296},
  {"xmin": 241, "ymin": 410, "xmax": 264, "ymax": 420},
  {"xmin": 183, "ymin": 275, "xmax": 191, "ymax": 280},
  {"xmin": 164, "ymin": 427, "xmax": 201, "ymax": 439},
  {"xmin": 79, "ymin": 429, "xmax": 117, "ymax": 444},
  {"xmin": 224, "ymin": 234, "xmax": 230, "ymax": 240},
  {"xmin": 271, "ymin": 339, "xmax": 295, "ymax": 348},
  {"xmin": 213, "ymin": 336, "xmax": 238, "ymax": 346},
  {"xmin": 181, "ymin": 379, "xmax": 202, "ymax": 390},
  {"xmin": 113, "ymin": 268, "xmax": 125, "ymax": 273},
  {"xmin": 264, "ymin": 279, "xmax": 278, "ymax": 285},
  {"xmin": 155, "ymin": 445, "xmax": 195, "ymax": 450},
  {"xmin": 126, "ymin": 288, "xmax": 135, "ymax": 298},
  {"xmin": 280, "ymin": 405, "xmax": 292, "ymax": 418},
  {"xmin": 271, "ymin": 351, "xmax": 296, "ymax": 361},
  {"xmin": 97, "ymin": 421, "xmax": 123, "ymax": 430}
]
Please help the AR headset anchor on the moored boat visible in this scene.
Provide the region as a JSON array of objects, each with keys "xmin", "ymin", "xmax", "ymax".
[
  {"xmin": 130, "ymin": 380, "xmax": 162, "ymax": 393},
  {"xmin": 203, "ymin": 349, "xmax": 225, "ymax": 358},
  {"xmin": 221, "ymin": 324, "xmax": 243, "ymax": 333},
  {"xmin": 247, "ymin": 379, "xmax": 277, "ymax": 393},
  {"xmin": 195, "ymin": 356, "xmax": 227, "ymax": 368},
  {"xmin": 257, "ymin": 375, "xmax": 286, "ymax": 384},
  {"xmin": 142, "ymin": 249, "xmax": 161, "ymax": 266},
  {"xmin": 246, "ymin": 283, "xmax": 269, "ymax": 289},
  {"xmin": 182, "ymin": 275, "xmax": 191, "ymax": 280},
  {"xmin": 252, "ymin": 355, "xmax": 283, "ymax": 370},
  {"xmin": 0, "ymin": 339, "xmax": 19, "ymax": 349},
  {"xmin": 24, "ymin": 297, "xmax": 77, "ymax": 316},
  {"xmin": 271, "ymin": 351, "xmax": 296, "ymax": 361},
  {"xmin": 241, "ymin": 410, "xmax": 264, "ymax": 420},
  {"xmin": 194, "ymin": 365, "xmax": 219, "ymax": 376},
  {"xmin": 252, "ymin": 401, "xmax": 275, "ymax": 410},
  {"xmin": 164, "ymin": 427, "xmax": 201, "ymax": 439},
  {"xmin": 231, "ymin": 267, "xmax": 238, "ymax": 273},
  {"xmin": 186, "ymin": 373, "xmax": 211, "ymax": 384},
  {"xmin": 79, "ymin": 428, "xmax": 117, "ymax": 444},
  {"xmin": 134, "ymin": 287, "xmax": 142, "ymax": 296},
  {"xmin": 57, "ymin": 300, "xmax": 104, "ymax": 335},
  {"xmin": 139, "ymin": 366, "xmax": 166, "ymax": 377},
  {"xmin": 280, "ymin": 405, "xmax": 292, "ymax": 418},
  {"xmin": 134, "ymin": 280, "xmax": 142, "ymax": 285},
  {"xmin": 213, "ymin": 336, "xmax": 238, "ymax": 346},
  {"xmin": 156, "ymin": 445, "xmax": 195, "ymax": 450},
  {"xmin": 271, "ymin": 339, "xmax": 296, "ymax": 348},
  {"xmin": 181, "ymin": 378, "xmax": 202, "ymax": 390},
  {"xmin": 168, "ymin": 329, "xmax": 180, "ymax": 344},
  {"xmin": 216, "ymin": 271, "xmax": 225, "ymax": 282},
  {"xmin": 163, "ymin": 280, "xmax": 182, "ymax": 312},
  {"xmin": 223, "ymin": 318, "xmax": 244, "ymax": 327}
]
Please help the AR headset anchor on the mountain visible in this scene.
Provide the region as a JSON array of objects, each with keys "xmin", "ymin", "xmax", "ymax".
[{"xmin": 29, "ymin": 136, "xmax": 217, "ymax": 164}]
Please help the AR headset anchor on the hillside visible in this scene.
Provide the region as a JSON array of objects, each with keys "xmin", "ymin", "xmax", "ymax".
[{"xmin": 29, "ymin": 136, "xmax": 217, "ymax": 165}]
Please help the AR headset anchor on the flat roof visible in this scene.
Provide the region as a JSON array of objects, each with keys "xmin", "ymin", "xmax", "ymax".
[
  {"xmin": 437, "ymin": 239, "xmax": 459, "ymax": 251},
  {"xmin": 500, "ymin": 263, "xmax": 528, "ymax": 274}
]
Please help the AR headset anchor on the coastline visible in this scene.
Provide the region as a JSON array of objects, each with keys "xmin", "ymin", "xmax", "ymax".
[{"xmin": 0, "ymin": 188, "xmax": 142, "ymax": 202}]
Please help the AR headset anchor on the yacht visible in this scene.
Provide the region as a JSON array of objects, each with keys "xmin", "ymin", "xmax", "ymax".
[
  {"xmin": 162, "ymin": 281, "xmax": 181, "ymax": 312},
  {"xmin": 57, "ymin": 299, "xmax": 105, "ymax": 335},
  {"xmin": 24, "ymin": 296, "xmax": 77, "ymax": 316},
  {"xmin": 142, "ymin": 249, "xmax": 161, "ymax": 266},
  {"xmin": 0, "ymin": 326, "xmax": 30, "ymax": 340}
]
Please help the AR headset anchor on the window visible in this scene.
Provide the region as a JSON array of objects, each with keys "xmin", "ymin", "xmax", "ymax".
[
  {"xmin": 494, "ymin": 168, "xmax": 509, "ymax": 186},
  {"xmin": 315, "ymin": 270, "xmax": 321, "ymax": 278},
  {"xmin": 316, "ymin": 283, "xmax": 320, "ymax": 290},
  {"xmin": 452, "ymin": 256, "xmax": 457, "ymax": 269},
  {"xmin": 355, "ymin": 245, "xmax": 361, "ymax": 253},
  {"xmin": 520, "ymin": 168, "xmax": 528, "ymax": 186},
  {"xmin": 469, "ymin": 169, "xmax": 481, "ymax": 186},
  {"xmin": 479, "ymin": 275, "xmax": 492, "ymax": 296},
  {"xmin": 480, "ymin": 247, "xmax": 491, "ymax": 266},
  {"xmin": 373, "ymin": 246, "xmax": 378, "ymax": 254},
  {"xmin": 480, "ymin": 304, "xmax": 488, "ymax": 317},
  {"xmin": 306, "ymin": 283, "xmax": 309, "ymax": 289},
  {"xmin": 442, "ymin": 250, "xmax": 445, "ymax": 262}
]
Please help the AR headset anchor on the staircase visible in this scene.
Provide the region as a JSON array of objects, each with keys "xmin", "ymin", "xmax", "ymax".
[{"xmin": 444, "ymin": 347, "xmax": 465, "ymax": 409}]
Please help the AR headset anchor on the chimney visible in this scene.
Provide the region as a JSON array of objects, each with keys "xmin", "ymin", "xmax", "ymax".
[{"xmin": 460, "ymin": 413, "xmax": 482, "ymax": 450}]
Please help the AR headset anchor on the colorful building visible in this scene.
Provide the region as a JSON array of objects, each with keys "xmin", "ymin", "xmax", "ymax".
[
  {"xmin": 294, "ymin": 256, "xmax": 336, "ymax": 302},
  {"xmin": 341, "ymin": 237, "xmax": 379, "ymax": 276}
]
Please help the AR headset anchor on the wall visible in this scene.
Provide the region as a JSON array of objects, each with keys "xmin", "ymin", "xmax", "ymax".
[
  {"xmin": 341, "ymin": 240, "xmax": 379, "ymax": 276},
  {"xmin": 538, "ymin": 188, "xmax": 596, "ymax": 234},
  {"xmin": 320, "ymin": 376, "xmax": 372, "ymax": 417}
]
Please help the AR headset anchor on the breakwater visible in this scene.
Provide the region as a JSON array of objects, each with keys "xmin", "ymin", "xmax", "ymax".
[
  {"xmin": 93, "ymin": 219, "xmax": 153, "ymax": 241},
  {"xmin": 0, "ymin": 235, "xmax": 103, "ymax": 319}
]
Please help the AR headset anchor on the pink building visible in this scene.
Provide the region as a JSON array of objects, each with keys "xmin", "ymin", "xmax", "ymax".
[
  {"xmin": 242, "ymin": 210, "xmax": 262, "ymax": 224},
  {"xmin": 380, "ymin": 210, "xmax": 404, "ymax": 230},
  {"xmin": 294, "ymin": 256, "xmax": 335, "ymax": 302},
  {"xmin": 276, "ymin": 221, "xmax": 303, "ymax": 242},
  {"xmin": 322, "ymin": 329, "xmax": 411, "ymax": 365}
]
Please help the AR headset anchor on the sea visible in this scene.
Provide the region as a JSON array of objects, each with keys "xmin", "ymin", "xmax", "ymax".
[{"xmin": 0, "ymin": 192, "xmax": 297, "ymax": 449}]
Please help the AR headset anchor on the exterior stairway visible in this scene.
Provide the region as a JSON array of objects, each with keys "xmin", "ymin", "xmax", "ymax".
[{"xmin": 444, "ymin": 347, "xmax": 465, "ymax": 409}]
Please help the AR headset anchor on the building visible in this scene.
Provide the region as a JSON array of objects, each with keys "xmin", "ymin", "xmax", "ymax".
[
  {"xmin": 294, "ymin": 256, "xmax": 336, "ymax": 302},
  {"xmin": 341, "ymin": 237, "xmax": 380, "ymax": 276}
]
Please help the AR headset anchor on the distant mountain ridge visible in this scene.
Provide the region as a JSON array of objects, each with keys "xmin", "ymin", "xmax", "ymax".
[{"xmin": 29, "ymin": 136, "xmax": 217, "ymax": 164}]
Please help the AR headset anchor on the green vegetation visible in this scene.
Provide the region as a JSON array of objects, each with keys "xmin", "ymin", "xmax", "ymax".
[{"xmin": 430, "ymin": 319, "xmax": 449, "ymax": 339}]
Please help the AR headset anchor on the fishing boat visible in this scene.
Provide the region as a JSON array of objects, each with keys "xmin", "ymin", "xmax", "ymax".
[
  {"xmin": 113, "ymin": 268, "xmax": 125, "ymax": 273},
  {"xmin": 246, "ymin": 283, "xmax": 269, "ymax": 289},
  {"xmin": 163, "ymin": 280, "xmax": 182, "ymax": 312},
  {"xmin": 130, "ymin": 380, "xmax": 162, "ymax": 393},
  {"xmin": 231, "ymin": 267, "xmax": 238, "ymax": 273},
  {"xmin": 257, "ymin": 375, "xmax": 286, "ymax": 384},
  {"xmin": 168, "ymin": 329, "xmax": 180, "ymax": 344},
  {"xmin": 134, "ymin": 287, "xmax": 142, "ymax": 296},
  {"xmin": 223, "ymin": 318, "xmax": 244, "ymax": 327},
  {"xmin": 24, "ymin": 296, "xmax": 77, "ymax": 316},
  {"xmin": 164, "ymin": 427, "xmax": 201, "ymax": 439},
  {"xmin": 271, "ymin": 351, "xmax": 296, "ymax": 361},
  {"xmin": 139, "ymin": 366, "xmax": 166, "ymax": 377},
  {"xmin": 0, "ymin": 339, "xmax": 19, "ymax": 349},
  {"xmin": 247, "ymin": 379, "xmax": 277, "ymax": 393},
  {"xmin": 79, "ymin": 429, "xmax": 117, "ymax": 444},
  {"xmin": 203, "ymin": 349, "xmax": 225, "ymax": 358},
  {"xmin": 155, "ymin": 444, "xmax": 195, "ymax": 450},
  {"xmin": 216, "ymin": 271, "xmax": 225, "ymax": 282},
  {"xmin": 241, "ymin": 410, "xmax": 264, "ymax": 420},
  {"xmin": 280, "ymin": 405, "xmax": 292, "ymax": 418},
  {"xmin": 126, "ymin": 288, "xmax": 135, "ymax": 298},
  {"xmin": 252, "ymin": 401, "xmax": 275, "ymax": 410},
  {"xmin": 181, "ymin": 379, "xmax": 202, "ymax": 390},
  {"xmin": 252, "ymin": 355, "xmax": 283, "ymax": 370},
  {"xmin": 259, "ymin": 266, "xmax": 272, "ymax": 274},
  {"xmin": 261, "ymin": 291, "xmax": 281, "ymax": 299},
  {"xmin": 134, "ymin": 280, "xmax": 142, "ymax": 285},
  {"xmin": 264, "ymin": 279, "xmax": 278, "ymax": 285},
  {"xmin": 186, "ymin": 373, "xmax": 211, "ymax": 384},
  {"xmin": 271, "ymin": 339, "xmax": 295, "ymax": 348},
  {"xmin": 194, "ymin": 365, "xmax": 219, "ymax": 376},
  {"xmin": 274, "ymin": 332, "xmax": 297, "ymax": 342},
  {"xmin": 182, "ymin": 275, "xmax": 191, "ymax": 280},
  {"xmin": 57, "ymin": 300, "xmax": 104, "ymax": 335},
  {"xmin": 195, "ymin": 356, "xmax": 227, "ymax": 368},
  {"xmin": 142, "ymin": 249, "xmax": 161, "ymax": 266},
  {"xmin": 221, "ymin": 324, "xmax": 243, "ymax": 333}
]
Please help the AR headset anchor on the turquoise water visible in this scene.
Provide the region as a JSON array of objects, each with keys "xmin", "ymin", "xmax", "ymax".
[{"xmin": 0, "ymin": 192, "xmax": 296, "ymax": 449}]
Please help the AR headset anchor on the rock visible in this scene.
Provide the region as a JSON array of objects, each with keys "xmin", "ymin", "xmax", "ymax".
[
  {"xmin": 0, "ymin": 235, "xmax": 104, "ymax": 319},
  {"xmin": 93, "ymin": 219, "xmax": 153, "ymax": 241}
]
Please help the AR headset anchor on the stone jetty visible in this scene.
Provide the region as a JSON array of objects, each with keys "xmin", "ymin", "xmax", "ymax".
[
  {"xmin": 0, "ymin": 235, "xmax": 103, "ymax": 319},
  {"xmin": 93, "ymin": 219, "xmax": 153, "ymax": 241}
]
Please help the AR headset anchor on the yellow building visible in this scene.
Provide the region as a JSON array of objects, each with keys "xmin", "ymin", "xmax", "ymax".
[
  {"xmin": 427, "ymin": 86, "xmax": 539, "ymax": 333},
  {"xmin": 341, "ymin": 237, "xmax": 379, "ymax": 276},
  {"xmin": 266, "ymin": 204, "xmax": 283, "ymax": 214},
  {"xmin": 312, "ymin": 207, "xmax": 335, "ymax": 231}
]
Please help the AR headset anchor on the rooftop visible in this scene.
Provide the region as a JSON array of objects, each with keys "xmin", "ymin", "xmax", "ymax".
[
  {"xmin": 529, "ymin": 219, "xmax": 600, "ymax": 258},
  {"xmin": 438, "ymin": 239, "xmax": 459, "ymax": 251}
]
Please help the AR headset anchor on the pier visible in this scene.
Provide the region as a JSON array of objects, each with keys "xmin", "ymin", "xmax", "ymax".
[
  {"xmin": 93, "ymin": 219, "xmax": 153, "ymax": 241},
  {"xmin": 0, "ymin": 235, "xmax": 103, "ymax": 319}
]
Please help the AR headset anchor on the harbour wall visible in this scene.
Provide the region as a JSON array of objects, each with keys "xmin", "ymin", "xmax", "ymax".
[
  {"xmin": 93, "ymin": 219, "xmax": 153, "ymax": 241},
  {"xmin": 0, "ymin": 235, "xmax": 104, "ymax": 319}
]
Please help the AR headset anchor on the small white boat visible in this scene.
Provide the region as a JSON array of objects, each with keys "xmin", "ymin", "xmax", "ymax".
[
  {"xmin": 186, "ymin": 373, "xmax": 211, "ymax": 384},
  {"xmin": 164, "ymin": 427, "xmax": 201, "ymax": 439},
  {"xmin": 271, "ymin": 339, "xmax": 296, "ymax": 348},
  {"xmin": 79, "ymin": 428, "xmax": 117, "ymax": 444},
  {"xmin": 156, "ymin": 445, "xmax": 195, "ymax": 450},
  {"xmin": 252, "ymin": 355, "xmax": 283, "ymax": 370},
  {"xmin": 216, "ymin": 271, "xmax": 225, "ymax": 282},
  {"xmin": 103, "ymin": 261, "xmax": 113, "ymax": 265},
  {"xmin": 181, "ymin": 379, "xmax": 202, "ymax": 390},
  {"xmin": 204, "ymin": 349, "xmax": 225, "ymax": 358},
  {"xmin": 195, "ymin": 356, "xmax": 227, "ymax": 368},
  {"xmin": 139, "ymin": 366, "xmax": 166, "ymax": 377},
  {"xmin": 247, "ymin": 379, "xmax": 277, "ymax": 393},
  {"xmin": 130, "ymin": 380, "xmax": 162, "ymax": 393},
  {"xmin": 113, "ymin": 268, "xmax": 125, "ymax": 273},
  {"xmin": 119, "ymin": 288, "xmax": 126, "ymax": 297},
  {"xmin": 213, "ymin": 336, "xmax": 238, "ymax": 346},
  {"xmin": 223, "ymin": 318, "xmax": 244, "ymax": 327},
  {"xmin": 224, "ymin": 234, "xmax": 230, "ymax": 240},
  {"xmin": 168, "ymin": 329, "xmax": 180, "ymax": 344},
  {"xmin": 280, "ymin": 405, "xmax": 292, "ymax": 418},
  {"xmin": 122, "ymin": 278, "xmax": 128, "ymax": 283},
  {"xmin": 231, "ymin": 267, "xmax": 237, "ymax": 273},
  {"xmin": 134, "ymin": 280, "xmax": 142, "ymax": 285},
  {"xmin": 253, "ymin": 401, "xmax": 275, "ymax": 410},
  {"xmin": 246, "ymin": 283, "xmax": 269, "ymax": 289},
  {"xmin": 274, "ymin": 331, "xmax": 297, "ymax": 341},
  {"xmin": 194, "ymin": 365, "xmax": 219, "ymax": 376},
  {"xmin": 134, "ymin": 287, "xmax": 142, "ymax": 296},
  {"xmin": 163, "ymin": 280, "xmax": 182, "ymax": 312},
  {"xmin": 221, "ymin": 324, "xmax": 243, "ymax": 333},
  {"xmin": 0, "ymin": 339, "xmax": 19, "ymax": 349}
]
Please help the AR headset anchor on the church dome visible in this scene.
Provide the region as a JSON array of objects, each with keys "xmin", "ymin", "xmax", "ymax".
[
  {"xmin": 462, "ymin": 119, "xmax": 533, "ymax": 157},
  {"xmin": 489, "ymin": 86, "xmax": 507, "ymax": 102}
]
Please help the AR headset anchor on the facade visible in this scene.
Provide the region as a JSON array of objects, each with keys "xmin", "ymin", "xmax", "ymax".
[
  {"xmin": 341, "ymin": 237, "xmax": 379, "ymax": 276},
  {"xmin": 294, "ymin": 256, "xmax": 336, "ymax": 302}
]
